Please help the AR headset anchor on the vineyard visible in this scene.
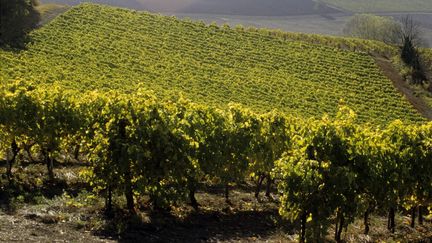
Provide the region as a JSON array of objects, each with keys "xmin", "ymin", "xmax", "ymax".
[
  {"xmin": 0, "ymin": 81, "xmax": 431, "ymax": 241},
  {"xmin": 1, "ymin": 3, "xmax": 432, "ymax": 242},
  {"xmin": 0, "ymin": 3, "xmax": 424, "ymax": 124}
]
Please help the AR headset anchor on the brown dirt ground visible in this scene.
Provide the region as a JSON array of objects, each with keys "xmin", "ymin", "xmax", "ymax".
[
  {"xmin": 1, "ymin": 164, "xmax": 432, "ymax": 242},
  {"xmin": 0, "ymin": 210, "xmax": 114, "ymax": 242}
]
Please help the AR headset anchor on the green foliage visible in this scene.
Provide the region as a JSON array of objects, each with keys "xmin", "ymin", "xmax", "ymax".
[
  {"xmin": 0, "ymin": 3, "xmax": 423, "ymax": 124},
  {"xmin": 274, "ymin": 114, "xmax": 355, "ymax": 240},
  {"xmin": 273, "ymin": 109, "xmax": 432, "ymax": 241},
  {"xmin": 402, "ymin": 38, "xmax": 417, "ymax": 65},
  {"xmin": 248, "ymin": 111, "xmax": 295, "ymax": 186},
  {"xmin": 343, "ymin": 14, "xmax": 401, "ymax": 44},
  {"xmin": 420, "ymin": 48, "xmax": 432, "ymax": 71},
  {"xmin": 0, "ymin": 3, "xmax": 431, "ymax": 240},
  {"xmin": 1, "ymin": 81, "xmax": 432, "ymax": 240},
  {"xmin": 0, "ymin": 0, "xmax": 41, "ymax": 47},
  {"xmin": 0, "ymin": 80, "xmax": 80, "ymax": 179},
  {"xmin": 401, "ymin": 39, "xmax": 426, "ymax": 85}
]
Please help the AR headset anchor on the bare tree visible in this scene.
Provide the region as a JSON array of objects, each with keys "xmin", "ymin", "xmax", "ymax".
[
  {"xmin": 398, "ymin": 15, "xmax": 427, "ymax": 85},
  {"xmin": 398, "ymin": 15, "xmax": 423, "ymax": 47}
]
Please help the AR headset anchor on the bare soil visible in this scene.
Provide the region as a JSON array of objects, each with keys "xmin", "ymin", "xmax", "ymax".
[
  {"xmin": 1, "ymin": 162, "xmax": 432, "ymax": 243},
  {"xmin": 0, "ymin": 210, "xmax": 114, "ymax": 242}
]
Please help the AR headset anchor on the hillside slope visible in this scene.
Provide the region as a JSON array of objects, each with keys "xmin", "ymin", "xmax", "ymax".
[{"xmin": 0, "ymin": 3, "xmax": 425, "ymax": 124}]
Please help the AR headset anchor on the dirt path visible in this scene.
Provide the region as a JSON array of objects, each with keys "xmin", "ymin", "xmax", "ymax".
[
  {"xmin": 374, "ymin": 57, "xmax": 432, "ymax": 120},
  {"xmin": 0, "ymin": 211, "xmax": 114, "ymax": 242}
]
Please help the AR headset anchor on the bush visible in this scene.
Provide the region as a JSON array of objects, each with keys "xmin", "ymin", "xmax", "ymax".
[
  {"xmin": 343, "ymin": 14, "xmax": 401, "ymax": 44},
  {"xmin": 0, "ymin": 0, "xmax": 40, "ymax": 47}
]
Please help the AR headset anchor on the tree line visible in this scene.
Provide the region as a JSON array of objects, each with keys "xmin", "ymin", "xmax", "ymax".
[{"xmin": 0, "ymin": 81, "xmax": 431, "ymax": 242}]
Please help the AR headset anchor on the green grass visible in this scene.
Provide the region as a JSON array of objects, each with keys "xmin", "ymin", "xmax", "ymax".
[
  {"xmin": 320, "ymin": 0, "xmax": 432, "ymax": 12},
  {"xmin": 421, "ymin": 48, "xmax": 432, "ymax": 70},
  {"xmin": 0, "ymin": 3, "xmax": 425, "ymax": 124}
]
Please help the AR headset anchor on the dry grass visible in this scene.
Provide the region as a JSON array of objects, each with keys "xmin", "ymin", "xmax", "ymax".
[{"xmin": 36, "ymin": 3, "xmax": 70, "ymax": 26}]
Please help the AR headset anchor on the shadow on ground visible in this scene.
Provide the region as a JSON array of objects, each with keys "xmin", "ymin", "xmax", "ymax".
[
  {"xmin": 97, "ymin": 208, "xmax": 294, "ymax": 242},
  {"xmin": 0, "ymin": 162, "xmax": 91, "ymax": 213}
]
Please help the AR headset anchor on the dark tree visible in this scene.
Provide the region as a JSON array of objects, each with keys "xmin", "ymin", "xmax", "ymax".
[
  {"xmin": 0, "ymin": 0, "xmax": 41, "ymax": 47},
  {"xmin": 399, "ymin": 16, "xmax": 427, "ymax": 85},
  {"xmin": 401, "ymin": 37, "xmax": 417, "ymax": 66}
]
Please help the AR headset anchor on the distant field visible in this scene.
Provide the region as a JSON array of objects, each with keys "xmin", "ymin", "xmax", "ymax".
[
  {"xmin": 40, "ymin": 0, "xmax": 432, "ymax": 14},
  {"xmin": 39, "ymin": 1, "xmax": 432, "ymax": 47},
  {"xmin": 40, "ymin": 0, "xmax": 339, "ymax": 16},
  {"xmin": 0, "ymin": 4, "xmax": 424, "ymax": 124},
  {"xmin": 320, "ymin": 0, "xmax": 432, "ymax": 13}
]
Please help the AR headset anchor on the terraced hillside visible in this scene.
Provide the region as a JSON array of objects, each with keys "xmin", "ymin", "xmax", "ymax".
[{"xmin": 0, "ymin": 3, "xmax": 424, "ymax": 124}]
